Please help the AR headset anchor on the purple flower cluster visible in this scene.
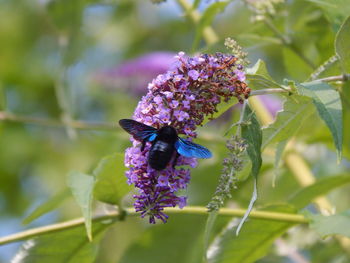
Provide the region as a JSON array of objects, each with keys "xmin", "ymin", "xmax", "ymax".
[{"xmin": 124, "ymin": 52, "xmax": 250, "ymax": 223}]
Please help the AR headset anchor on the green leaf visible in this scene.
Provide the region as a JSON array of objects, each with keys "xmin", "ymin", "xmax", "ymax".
[
  {"xmin": 262, "ymin": 95, "xmax": 314, "ymax": 149},
  {"xmin": 246, "ymin": 59, "xmax": 275, "ymax": 82},
  {"xmin": 235, "ymin": 152, "xmax": 252, "ymax": 182},
  {"xmin": 289, "ymin": 174, "xmax": 350, "ymax": 209},
  {"xmin": 207, "ymin": 205, "xmax": 297, "ymax": 263},
  {"xmin": 203, "ymin": 212, "xmax": 218, "ymax": 262},
  {"xmin": 246, "ymin": 59, "xmax": 282, "ymax": 90},
  {"xmin": 23, "ymin": 189, "xmax": 70, "ymax": 225},
  {"xmin": 272, "ymin": 140, "xmax": 288, "ymax": 187},
  {"xmin": 274, "ymin": 140, "xmax": 287, "ymax": 169},
  {"xmin": 335, "ymin": 15, "xmax": 350, "ymax": 72},
  {"xmin": 12, "ymin": 223, "xmax": 109, "ymax": 263},
  {"xmin": 120, "ymin": 214, "xmax": 207, "ymax": 263},
  {"xmin": 192, "ymin": 2, "xmax": 229, "ymax": 50},
  {"xmin": 93, "ymin": 153, "xmax": 132, "ymax": 206},
  {"xmin": 307, "ymin": 0, "xmax": 350, "ymax": 31},
  {"xmin": 237, "ymin": 105, "xmax": 262, "ymax": 234},
  {"xmin": 309, "ymin": 210, "xmax": 350, "ymax": 238},
  {"xmin": 298, "ymin": 81, "xmax": 343, "ymax": 161},
  {"xmin": 242, "ymin": 104, "xmax": 262, "ymax": 179},
  {"xmin": 67, "ymin": 171, "xmax": 95, "ymax": 241},
  {"xmin": 202, "ymin": 97, "xmax": 238, "ymax": 125}
]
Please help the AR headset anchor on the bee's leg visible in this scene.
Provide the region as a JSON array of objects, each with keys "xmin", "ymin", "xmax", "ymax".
[
  {"xmin": 172, "ymin": 153, "xmax": 180, "ymax": 168},
  {"xmin": 141, "ymin": 140, "xmax": 146, "ymax": 151}
]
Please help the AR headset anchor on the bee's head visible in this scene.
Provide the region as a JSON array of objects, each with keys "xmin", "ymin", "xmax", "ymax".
[{"xmin": 157, "ymin": 126, "xmax": 178, "ymax": 143}]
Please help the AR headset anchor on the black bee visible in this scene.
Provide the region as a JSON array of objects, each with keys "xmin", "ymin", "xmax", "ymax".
[{"xmin": 119, "ymin": 119, "xmax": 212, "ymax": 170}]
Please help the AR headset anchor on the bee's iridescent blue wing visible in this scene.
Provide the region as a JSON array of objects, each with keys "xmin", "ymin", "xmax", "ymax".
[
  {"xmin": 119, "ymin": 119, "xmax": 157, "ymax": 142},
  {"xmin": 175, "ymin": 137, "xmax": 212, "ymax": 159}
]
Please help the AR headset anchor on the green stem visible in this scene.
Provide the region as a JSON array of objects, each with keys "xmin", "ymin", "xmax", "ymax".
[
  {"xmin": 263, "ymin": 18, "xmax": 316, "ymax": 69},
  {"xmin": 0, "ymin": 111, "xmax": 117, "ymax": 131},
  {"xmin": 250, "ymin": 88, "xmax": 290, "ymax": 96},
  {"xmin": 317, "ymin": 74, "xmax": 350, "ymax": 83},
  {"xmin": 249, "ymin": 74, "xmax": 350, "ymax": 96},
  {"xmin": 0, "ymin": 206, "xmax": 308, "ymax": 246},
  {"xmin": 176, "ymin": 0, "xmax": 219, "ymax": 45}
]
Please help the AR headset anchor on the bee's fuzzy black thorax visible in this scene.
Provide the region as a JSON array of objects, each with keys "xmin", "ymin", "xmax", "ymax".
[{"xmin": 156, "ymin": 126, "xmax": 178, "ymax": 143}]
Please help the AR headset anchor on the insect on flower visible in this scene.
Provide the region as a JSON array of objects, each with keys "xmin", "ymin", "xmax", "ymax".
[
  {"xmin": 119, "ymin": 119, "xmax": 212, "ymax": 171},
  {"xmin": 120, "ymin": 52, "xmax": 250, "ymax": 223}
]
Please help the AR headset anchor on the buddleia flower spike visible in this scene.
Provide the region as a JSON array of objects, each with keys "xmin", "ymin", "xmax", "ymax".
[{"xmin": 123, "ymin": 52, "xmax": 250, "ymax": 223}]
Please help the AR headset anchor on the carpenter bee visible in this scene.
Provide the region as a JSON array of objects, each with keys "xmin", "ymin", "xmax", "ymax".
[{"xmin": 119, "ymin": 119, "xmax": 212, "ymax": 170}]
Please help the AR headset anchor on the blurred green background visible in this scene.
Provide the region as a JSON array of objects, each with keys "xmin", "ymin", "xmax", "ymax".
[{"xmin": 0, "ymin": 0, "xmax": 349, "ymax": 262}]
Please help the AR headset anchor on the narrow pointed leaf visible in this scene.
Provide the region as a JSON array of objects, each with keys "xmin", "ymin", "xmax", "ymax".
[
  {"xmin": 262, "ymin": 95, "xmax": 314, "ymax": 148},
  {"xmin": 289, "ymin": 174, "xmax": 350, "ymax": 209},
  {"xmin": 246, "ymin": 59, "xmax": 282, "ymax": 90},
  {"xmin": 237, "ymin": 105, "xmax": 262, "ymax": 234},
  {"xmin": 274, "ymin": 140, "xmax": 287, "ymax": 169},
  {"xmin": 272, "ymin": 140, "xmax": 288, "ymax": 186},
  {"xmin": 309, "ymin": 210, "xmax": 350, "ymax": 238},
  {"xmin": 67, "ymin": 171, "xmax": 95, "ymax": 241},
  {"xmin": 203, "ymin": 212, "xmax": 218, "ymax": 262},
  {"xmin": 307, "ymin": 0, "xmax": 350, "ymax": 30},
  {"xmin": 298, "ymin": 81, "xmax": 343, "ymax": 161},
  {"xmin": 242, "ymin": 104, "xmax": 262, "ymax": 179}
]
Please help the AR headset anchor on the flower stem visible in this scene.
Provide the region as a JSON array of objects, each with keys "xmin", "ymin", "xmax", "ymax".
[{"xmin": 0, "ymin": 206, "xmax": 308, "ymax": 246}]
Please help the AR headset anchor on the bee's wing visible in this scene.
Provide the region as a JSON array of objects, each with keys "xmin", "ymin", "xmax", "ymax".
[
  {"xmin": 119, "ymin": 119, "xmax": 157, "ymax": 142},
  {"xmin": 175, "ymin": 137, "xmax": 212, "ymax": 159}
]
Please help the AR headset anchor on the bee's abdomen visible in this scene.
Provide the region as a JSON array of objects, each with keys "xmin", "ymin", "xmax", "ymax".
[{"xmin": 148, "ymin": 141, "xmax": 175, "ymax": 171}]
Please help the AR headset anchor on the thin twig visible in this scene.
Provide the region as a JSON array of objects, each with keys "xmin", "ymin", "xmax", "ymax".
[
  {"xmin": 316, "ymin": 74, "xmax": 350, "ymax": 83},
  {"xmin": 0, "ymin": 111, "xmax": 117, "ymax": 131},
  {"xmin": 250, "ymin": 88, "xmax": 290, "ymax": 96},
  {"xmin": 0, "ymin": 206, "xmax": 308, "ymax": 246}
]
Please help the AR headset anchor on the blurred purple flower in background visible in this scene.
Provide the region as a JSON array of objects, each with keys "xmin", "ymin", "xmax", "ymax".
[
  {"xmin": 259, "ymin": 95, "xmax": 282, "ymax": 118},
  {"xmin": 96, "ymin": 52, "xmax": 176, "ymax": 96},
  {"xmin": 124, "ymin": 52, "xmax": 251, "ymax": 223}
]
